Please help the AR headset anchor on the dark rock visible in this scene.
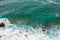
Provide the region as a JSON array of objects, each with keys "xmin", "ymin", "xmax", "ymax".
[
  {"xmin": 42, "ymin": 29, "xmax": 46, "ymax": 32},
  {"xmin": 0, "ymin": 23, "xmax": 5, "ymax": 27}
]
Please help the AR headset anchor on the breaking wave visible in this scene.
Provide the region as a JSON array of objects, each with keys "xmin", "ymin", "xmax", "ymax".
[
  {"xmin": 0, "ymin": 0, "xmax": 60, "ymax": 40},
  {"xmin": 0, "ymin": 18, "xmax": 60, "ymax": 40}
]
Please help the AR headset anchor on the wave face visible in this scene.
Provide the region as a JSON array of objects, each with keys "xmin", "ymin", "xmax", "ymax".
[{"xmin": 0, "ymin": 0, "xmax": 60, "ymax": 40}]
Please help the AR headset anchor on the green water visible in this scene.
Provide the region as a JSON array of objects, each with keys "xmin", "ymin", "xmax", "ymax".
[{"xmin": 0, "ymin": 1, "xmax": 60, "ymax": 28}]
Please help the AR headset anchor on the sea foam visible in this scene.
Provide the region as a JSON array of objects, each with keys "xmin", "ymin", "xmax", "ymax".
[
  {"xmin": 0, "ymin": 18, "xmax": 49, "ymax": 40},
  {"xmin": 0, "ymin": 18, "xmax": 60, "ymax": 40}
]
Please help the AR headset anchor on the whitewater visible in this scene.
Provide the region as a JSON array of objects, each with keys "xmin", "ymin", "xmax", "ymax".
[
  {"xmin": 0, "ymin": 18, "xmax": 60, "ymax": 40},
  {"xmin": 0, "ymin": 0, "xmax": 60, "ymax": 40}
]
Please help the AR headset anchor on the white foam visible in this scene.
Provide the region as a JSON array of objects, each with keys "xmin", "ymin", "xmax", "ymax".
[{"xmin": 0, "ymin": 18, "xmax": 60, "ymax": 40}]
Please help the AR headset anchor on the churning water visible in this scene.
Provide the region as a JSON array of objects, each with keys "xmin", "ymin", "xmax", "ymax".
[{"xmin": 0, "ymin": 0, "xmax": 60, "ymax": 40}]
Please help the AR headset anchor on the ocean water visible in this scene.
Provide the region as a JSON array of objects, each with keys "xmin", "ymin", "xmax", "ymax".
[{"xmin": 0, "ymin": 0, "xmax": 60, "ymax": 40}]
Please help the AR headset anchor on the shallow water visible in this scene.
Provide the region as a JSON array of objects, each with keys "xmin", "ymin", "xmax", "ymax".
[{"xmin": 0, "ymin": 0, "xmax": 60, "ymax": 40}]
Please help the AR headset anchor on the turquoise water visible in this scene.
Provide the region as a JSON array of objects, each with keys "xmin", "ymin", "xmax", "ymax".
[
  {"xmin": 0, "ymin": 1, "xmax": 60, "ymax": 26},
  {"xmin": 0, "ymin": 0, "xmax": 60, "ymax": 40}
]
